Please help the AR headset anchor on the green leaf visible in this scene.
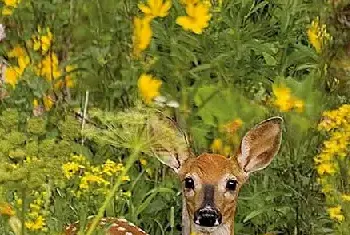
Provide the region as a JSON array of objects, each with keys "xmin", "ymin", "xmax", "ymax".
[{"xmin": 262, "ymin": 52, "xmax": 277, "ymax": 66}]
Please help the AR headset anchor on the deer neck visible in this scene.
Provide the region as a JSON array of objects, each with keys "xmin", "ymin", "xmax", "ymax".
[{"xmin": 181, "ymin": 196, "xmax": 234, "ymax": 235}]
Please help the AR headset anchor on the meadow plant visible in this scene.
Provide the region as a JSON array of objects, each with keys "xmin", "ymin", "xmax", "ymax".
[{"xmin": 0, "ymin": 0, "xmax": 349, "ymax": 235}]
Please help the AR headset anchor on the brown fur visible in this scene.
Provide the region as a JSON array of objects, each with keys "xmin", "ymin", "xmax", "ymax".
[
  {"xmin": 178, "ymin": 154, "xmax": 249, "ymax": 233},
  {"xmin": 153, "ymin": 116, "xmax": 283, "ymax": 235}
]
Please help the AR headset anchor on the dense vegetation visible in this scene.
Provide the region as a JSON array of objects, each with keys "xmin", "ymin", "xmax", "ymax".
[{"xmin": 0, "ymin": 0, "xmax": 349, "ymax": 234}]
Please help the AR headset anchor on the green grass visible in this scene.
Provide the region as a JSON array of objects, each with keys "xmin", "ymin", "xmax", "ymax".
[{"xmin": 0, "ymin": 0, "xmax": 349, "ymax": 234}]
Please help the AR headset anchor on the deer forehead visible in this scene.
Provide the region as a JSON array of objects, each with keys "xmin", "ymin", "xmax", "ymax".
[{"xmin": 179, "ymin": 153, "xmax": 246, "ymax": 184}]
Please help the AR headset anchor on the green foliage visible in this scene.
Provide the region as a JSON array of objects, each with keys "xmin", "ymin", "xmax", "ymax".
[{"xmin": 0, "ymin": 0, "xmax": 349, "ymax": 234}]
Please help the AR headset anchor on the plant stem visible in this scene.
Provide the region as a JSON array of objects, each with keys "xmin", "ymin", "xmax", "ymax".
[
  {"xmin": 81, "ymin": 90, "xmax": 89, "ymax": 145},
  {"xmin": 84, "ymin": 147, "xmax": 141, "ymax": 235},
  {"xmin": 20, "ymin": 188, "xmax": 26, "ymax": 235}
]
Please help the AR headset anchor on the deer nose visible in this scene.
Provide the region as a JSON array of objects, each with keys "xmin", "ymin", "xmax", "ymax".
[{"xmin": 194, "ymin": 207, "xmax": 222, "ymax": 227}]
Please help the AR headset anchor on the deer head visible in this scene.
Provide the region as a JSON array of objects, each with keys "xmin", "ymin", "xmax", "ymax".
[{"xmin": 151, "ymin": 117, "xmax": 283, "ymax": 235}]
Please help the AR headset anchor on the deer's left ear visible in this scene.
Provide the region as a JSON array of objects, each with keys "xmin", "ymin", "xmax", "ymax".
[
  {"xmin": 148, "ymin": 114, "xmax": 193, "ymax": 173},
  {"xmin": 237, "ymin": 117, "xmax": 283, "ymax": 174}
]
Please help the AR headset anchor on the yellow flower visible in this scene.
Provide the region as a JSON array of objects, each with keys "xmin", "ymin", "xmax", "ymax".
[
  {"xmin": 122, "ymin": 175, "xmax": 130, "ymax": 182},
  {"xmin": 102, "ymin": 159, "xmax": 118, "ymax": 176},
  {"xmin": 317, "ymin": 162, "xmax": 336, "ymax": 175},
  {"xmin": 63, "ymin": 64, "xmax": 76, "ymax": 88},
  {"xmin": 2, "ymin": 7, "xmax": 13, "ymax": 15},
  {"xmin": 272, "ymin": 84, "xmax": 304, "ymax": 112},
  {"xmin": 176, "ymin": 1, "xmax": 212, "ymax": 34},
  {"xmin": 29, "ymin": 203, "xmax": 40, "ymax": 211},
  {"xmin": 28, "ymin": 211, "xmax": 39, "ymax": 219},
  {"xmin": 0, "ymin": 203, "xmax": 15, "ymax": 216},
  {"xmin": 7, "ymin": 45, "xmax": 26, "ymax": 58},
  {"xmin": 2, "ymin": 0, "xmax": 20, "ymax": 16},
  {"xmin": 16, "ymin": 199, "xmax": 22, "ymax": 206},
  {"xmin": 138, "ymin": 73, "xmax": 162, "ymax": 104},
  {"xmin": 327, "ymin": 206, "xmax": 344, "ymax": 222},
  {"xmin": 211, "ymin": 138, "xmax": 223, "ymax": 153},
  {"xmin": 180, "ymin": 0, "xmax": 199, "ymax": 5},
  {"xmin": 91, "ymin": 166, "xmax": 100, "ymax": 174},
  {"xmin": 138, "ymin": 0, "xmax": 172, "ymax": 18},
  {"xmin": 272, "ymin": 85, "xmax": 293, "ymax": 112},
  {"xmin": 71, "ymin": 154, "xmax": 87, "ymax": 163},
  {"xmin": 3, "ymin": 0, "xmax": 19, "ymax": 7},
  {"xmin": 342, "ymin": 194, "xmax": 350, "ymax": 201},
  {"xmin": 133, "ymin": 17, "xmax": 153, "ymax": 57},
  {"xmin": 18, "ymin": 55, "xmax": 30, "ymax": 71},
  {"xmin": 4, "ymin": 66, "xmax": 21, "ymax": 87},
  {"xmin": 62, "ymin": 162, "xmax": 80, "ymax": 179},
  {"xmin": 307, "ymin": 18, "xmax": 331, "ymax": 54},
  {"xmin": 25, "ymin": 215, "xmax": 45, "ymax": 231},
  {"xmin": 318, "ymin": 104, "xmax": 350, "ymax": 131},
  {"xmin": 33, "ymin": 95, "xmax": 55, "ymax": 114},
  {"xmin": 43, "ymin": 95, "xmax": 54, "ymax": 111},
  {"xmin": 33, "ymin": 99, "xmax": 39, "ymax": 109},
  {"xmin": 140, "ymin": 158, "xmax": 147, "ymax": 166},
  {"xmin": 80, "ymin": 173, "xmax": 109, "ymax": 190},
  {"xmin": 36, "ymin": 53, "xmax": 61, "ymax": 81},
  {"xmin": 33, "ymin": 27, "xmax": 53, "ymax": 54},
  {"xmin": 6, "ymin": 45, "xmax": 30, "ymax": 77},
  {"xmin": 307, "ymin": 21, "xmax": 321, "ymax": 53}
]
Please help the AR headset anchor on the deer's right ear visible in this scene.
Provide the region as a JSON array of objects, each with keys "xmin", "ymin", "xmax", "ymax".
[
  {"xmin": 148, "ymin": 115, "xmax": 192, "ymax": 173},
  {"xmin": 237, "ymin": 117, "xmax": 283, "ymax": 174}
]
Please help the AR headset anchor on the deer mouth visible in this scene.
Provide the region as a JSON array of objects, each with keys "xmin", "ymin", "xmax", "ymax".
[{"xmin": 194, "ymin": 223, "xmax": 221, "ymax": 233}]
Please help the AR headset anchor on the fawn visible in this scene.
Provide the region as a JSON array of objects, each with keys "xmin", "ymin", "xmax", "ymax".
[{"xmin": 65, "ymin": 116, "xmax": 283, "ymax": 235}]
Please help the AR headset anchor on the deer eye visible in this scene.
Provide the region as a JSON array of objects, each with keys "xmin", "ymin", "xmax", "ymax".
[
  {"xmin": 184, "ymin": 177, "xmax": 195, "ymax": 189},
  {"xmin": 226, "ymin": 179, "xmax": 237, "ymax": 191}
]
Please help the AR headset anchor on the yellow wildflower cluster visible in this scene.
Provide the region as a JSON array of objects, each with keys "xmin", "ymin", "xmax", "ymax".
[
  {"xmin": 5, "ymin": 45, "xmax": 30, "ymax": 87},
  {"xmin": 35, "ymin": 53, "xmax": 61, "ymax": 81},
  {"xmin": 2, "ymin": 0, "xmax": 20, "ymax": 16},
  {"xmin": 307, "ymin": 18, "xmax": 331, "ymax": 54},
  {"xmin": 14, "ymin": 190, "xmax": 48, "ymax": 232},
  {"xmin": 3, "ymin": 28, "xmax": 76, "ymax": 115},
  {"xmin": 272, "ymin": 83, "xmax": 304, "ymax": 113},
  {"xmin": 211, "ymin": 118, "xmax": 244, "ymax": 156},
  {"xmin": 318, "ymin": 104, "xmax": 350, "ymax": 132},
  {"xmin": 31, "ymin": 28, "xmax": 75, "ymax": 88},
  {"xmin": 33, "ymin": 95, "xmax": 55, "ymax": 112},
  {"xmin": 138, "ymin": 0, "xmax": 172, "ymax": 19},
  {"xmin": 328, "ymin": 206, "xmax": 345, "ymax": 222},
  {"xmin": 4, "ymin": 28, "xmax": 75, "ymax": 91},
  {"xmin": 315, "ymin": 104, "xmax": 350, "ymax": 223},
  {"xmin": 132, "ymin": 0, "xmax": 212, "ymax": 56},
  {"xmin": 177, "ymin": 0, "xmax": 212, "ymax": 34},
  {"xmin": 138, "ymin": 73, "xmax": 162, "ymax": 104},
  {"xmin": 133, "ymin": 0, "xmax": 171, "ymax": 57},
  {"xmin": 32, "ymin": 27, "xmax": 74, "ymax": 86},
  {"xmin": 62, "ymin": 155, "xmax": 130, "ymax": 198},
  {"xmin": 33, "ymin": 27, "xmax": 53, "ymax": 55}
]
